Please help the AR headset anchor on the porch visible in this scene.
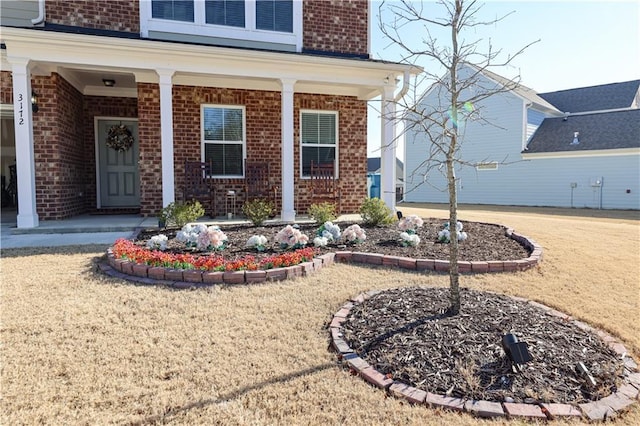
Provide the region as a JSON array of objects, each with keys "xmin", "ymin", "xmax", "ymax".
[
  {"xmin": 0, "ymin": 206, "xmax": 361, "ymax": 249},
  {"xmin": 1, "ymin": 26, "xmax": 417, "ymax": 229}
]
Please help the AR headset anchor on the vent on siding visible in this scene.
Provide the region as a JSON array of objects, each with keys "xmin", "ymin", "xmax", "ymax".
[{"xmin": 571, "ymin": 131, "xmax": 580, "ymax": 145}]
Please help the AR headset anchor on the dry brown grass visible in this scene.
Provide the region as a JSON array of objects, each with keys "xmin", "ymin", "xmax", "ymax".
[{"xmin": 1, "ymin": 205, "xmax": 639, "ymax": 425}]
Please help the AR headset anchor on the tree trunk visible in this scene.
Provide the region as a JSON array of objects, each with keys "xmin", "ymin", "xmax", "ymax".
[{"xmin": 446, "ymin": 153, "xmax": 460, "ymax": 315}]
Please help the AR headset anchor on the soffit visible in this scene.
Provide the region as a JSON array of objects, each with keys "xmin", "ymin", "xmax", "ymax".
[{"xmin": 2, "ymin": 27, "xmax": 418, "ymax": 100}]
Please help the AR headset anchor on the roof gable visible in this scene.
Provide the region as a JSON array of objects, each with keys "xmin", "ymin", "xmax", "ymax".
[
  {"xmin": 525, "ymin": 109, "xmax": 640, "ymax": 153},
  {"xmin": 538, "ymin": 80, "xmax": 640, "ymax": 113}
]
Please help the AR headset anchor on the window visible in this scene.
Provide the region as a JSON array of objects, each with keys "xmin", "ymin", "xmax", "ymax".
[
  {"xmin": 206, "ymin": 0, "xmax": 245, "ymax": 27},
  {"xmin": 300, "ymin": 111, "xmax": 338, "ymax": 177},
  {"xmin": 202, "ymin": 106, "xmax": 245, "ymax": 177},
  {"xmin": 476, "ymin": 162, "xmax": 498, "ymax": 171},
  {"xmin": 143, "ymin": 0, "xmax": 301, "ymax": 51},
  {"xmin": 152, "ymin": 0, "xmax": 194, "ymax": 22},
  {"xmin": 256, "ymin": 0, "xmax": 293, "ymax": 32}
]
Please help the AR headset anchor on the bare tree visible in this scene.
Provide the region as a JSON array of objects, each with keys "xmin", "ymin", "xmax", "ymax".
[{"xmin": 379, "ymin": 0, "xmax": 538, "ymax": 315}]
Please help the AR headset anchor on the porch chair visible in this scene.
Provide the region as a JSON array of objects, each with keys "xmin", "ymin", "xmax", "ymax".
[
  {"xmin": 243, "ymin": 161, "xmax": 278, "ymax": 210},
  {"xmin": 183, "ymin": 160, "xmax": 216, "ymax": 216},
  {"xmin": 309, "ymin": 160, "xmax": 341, "ymax": 213}
]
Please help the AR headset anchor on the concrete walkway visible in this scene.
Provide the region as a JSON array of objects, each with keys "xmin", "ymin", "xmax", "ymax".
[{"xmin": 0, "ymin": 208, "xmax": 361, "ymax": 249}]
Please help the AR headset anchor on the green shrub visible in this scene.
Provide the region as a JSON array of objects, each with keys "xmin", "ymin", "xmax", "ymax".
[
  {"xmin": 159, "ymin": 200, "xmax": 205, "ymax": 228},
  {"xmin": 359, "ymin": 197, "xmax": 395, "ymax": 226},
  {"xmin": 308, "ymin": 202, "xmax": 337, "ymax": 224},
  {"xmin": 242, "ymin": 198, "xmax": 274, "ymax": 226}
]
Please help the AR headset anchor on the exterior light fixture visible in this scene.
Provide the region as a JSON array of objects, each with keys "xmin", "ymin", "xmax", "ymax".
[
  {"xmin": 102, "ymin": 79, "xmax": 116, "ymax": 87},
  {"xmin": 31, "ymin": 91, "xmax": 39, "ymax": 113}
]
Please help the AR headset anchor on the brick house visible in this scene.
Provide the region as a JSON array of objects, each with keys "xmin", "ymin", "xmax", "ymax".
[{"xmin": 0, "ymin": 0, "xmax": 416, "ymax": 228}]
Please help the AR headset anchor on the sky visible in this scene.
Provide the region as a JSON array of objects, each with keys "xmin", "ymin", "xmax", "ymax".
[{"xmin": 366, "ymin": 0, "xmax": 640, "ymax": 158}]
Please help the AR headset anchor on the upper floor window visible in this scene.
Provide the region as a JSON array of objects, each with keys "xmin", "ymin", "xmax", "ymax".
[
  {"xmin": 152, "ymin": 1, "xmax": 195, "ymax": 22},
  {"xmin": 202, "ymin": 105, "xmax": 245, "ymax": 177},
  {"xmin": 150, "ymin": 0, "xmax": 292, "ymax": 32},
  {"xmin": 205, "ymin": 0, "xmax": 245, "ymax": 27},
  {"xmin": 300, "ymin": 111, "xmax": 338, "ymax": 178},
  {"xmin": 144, "ymin": 0, "xmax": 301, "ymax": 51},
  {"xmin": 256, "ymin": 0, "xmax": 293, "ymax": 32}
]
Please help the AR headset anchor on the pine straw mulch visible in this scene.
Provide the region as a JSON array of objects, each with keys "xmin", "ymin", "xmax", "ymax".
[
  {"xmin": 340, "ymin": 287, "xmax": 625, "ymax": 404},
  {"xmin": 135, "ymin": 219, "xmax": 624, "ymax": 405},
  {"xmin": 135, "ymin": 219, "xmax": 529, "ymax": 262}
]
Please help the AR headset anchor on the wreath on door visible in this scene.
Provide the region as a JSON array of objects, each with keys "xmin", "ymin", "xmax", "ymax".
[{"xmin": 106, "ymin": 124, "xmax": 135, "ymax": 152}]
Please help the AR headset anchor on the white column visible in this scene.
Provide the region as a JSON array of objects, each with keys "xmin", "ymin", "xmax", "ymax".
[
  {"xmin": 157, "ymin": 69, "xmax": 175, "ymax": 207},
  {"xmin": 381, "ymin": 85, "xmax": 397, "ymax": 211},
  {"xmin": 10, "ymin": 58, "xmax": 39, "ymax": 228},
  {"xmin": 280, "ymin": 79, "xmax": 296, "ymax": 222}
]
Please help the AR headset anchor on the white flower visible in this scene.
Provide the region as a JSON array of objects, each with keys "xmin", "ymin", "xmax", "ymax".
[
  {"xmin": 176, "ymin": 223, "xmax": 206, "ymax": 246},
  {"xmin": 398, "ymin": 215, "xmax": 424, "ymax": 232},
  {"xmin": 322, "ymin": 221, "xmax": 341, "ymax": 242},
  {"xmin": 196, "ymin": 226, "xmax": 228, "ymax": 251},
  {"xmin": 146, "ymin": 234, "xmax": 168, "ymax": 251},
  {"xmin": 343, "ymin": 224, "xmax": 366, "ymax": 243},
  {"xmin": 246, "ymin": 235, "xmax": 268, "ymax": 251},
  {"xmin": 276, "ymin": 225, "xmax": 309, "ymax": 249},
  {"xmin": 400, "ymin": 231, "xmax": 420, "ymax": 247},
  {"xmin": 438, "ymin": 228, "xmax": 468, "ymax": 243},
  {"xmin": 438, "ymin": 229, "xmax": 451, "ymax": 243},
  {"xmin": 313, "ymin": 236, "xmax": 329, "ymax": 247}
]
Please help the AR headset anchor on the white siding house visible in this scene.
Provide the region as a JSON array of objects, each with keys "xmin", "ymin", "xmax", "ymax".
[{"xmin": 404, "ymin": 67, "xmax": 640, "ymax": 210}]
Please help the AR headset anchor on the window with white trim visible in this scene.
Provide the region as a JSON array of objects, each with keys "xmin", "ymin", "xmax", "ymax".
[
  {"xmin": 150, "ymin": 0, "xmax": 293, "ymax": 32},
  {"xmin": 300, "ymin": 111, "xmax": 338, "ymax": 177},
  {"xmin": 476, "ymin": 162, "xmax": 498, "ymax": 171},
  {"xmin": 205, "ymin": 0, "xmax": 245, "ymax": 27},
  {"xmin": 256, "ymin": 0, "xmax": 293, "ymax": 32},
  {"xmin": 152, "ymin": 0, "xmax": 194, "ymax": 22},
  {"xmin": 202, "ymin": 105, "xmax": 245, "ymax": 177}
]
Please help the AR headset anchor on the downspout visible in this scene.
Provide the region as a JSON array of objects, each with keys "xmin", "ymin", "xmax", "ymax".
[
  {"xmin": 31, "ymin": 0, "xmax": 46, "ymax": 25},
  {"xmin": 394, "ymin": 70, "xmax": 410, "ymax": 102},
  {"xmin": 523, "ymin": 101, "xmax": 532, "ymax": 151}
]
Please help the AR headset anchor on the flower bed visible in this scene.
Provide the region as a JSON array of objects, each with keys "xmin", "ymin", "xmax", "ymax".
[{"xmin": 103, "ymin": 219, "xmax": 543, "ymax": 287}]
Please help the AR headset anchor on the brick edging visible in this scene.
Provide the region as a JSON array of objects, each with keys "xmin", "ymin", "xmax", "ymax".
[
  {"xmin": 329, "ymin": 291, "xmax": 640, "ymax": 421},
  {"xmin": 101, "ymin": 226, "xmax": 541, "ymax": 286},
  {"xmin": 99, "ymin": 250, "xmax": 335, "ymax": 288},
  {"xmin": 334, "ymin": 228, "xmax": 542, "ymax": 273}
]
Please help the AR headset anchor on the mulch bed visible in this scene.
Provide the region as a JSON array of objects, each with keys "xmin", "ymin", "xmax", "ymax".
[
  {"xmin": 135, "ymin": 219, "xmax": 529, "ymax": 262},
  {"xmin": 133, "ymin": 218, "xmax": 625, "ymax": 406},
  {"xmin": 340, "ymin": 287, "xmax": 625, "ymax": 404}
]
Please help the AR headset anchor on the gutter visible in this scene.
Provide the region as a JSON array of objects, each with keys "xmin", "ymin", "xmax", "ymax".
[
  {"xmin": 31, "ymin": 0, "xmax": 46, "ymax": 25},
  {"xmin": 394, "ymin": 70, "xmax": 410, "ymax": 101}
]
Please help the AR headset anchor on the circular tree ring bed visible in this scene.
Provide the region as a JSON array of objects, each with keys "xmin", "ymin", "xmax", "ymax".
[{"xmin": 329, "ymin": 287, "xmax": 640, "ymax": 421}]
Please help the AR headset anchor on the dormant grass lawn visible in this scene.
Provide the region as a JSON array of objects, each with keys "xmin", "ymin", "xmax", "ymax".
[{"xmin": 1, "ymin": 204, "xmax": 639, "ymax": 425}]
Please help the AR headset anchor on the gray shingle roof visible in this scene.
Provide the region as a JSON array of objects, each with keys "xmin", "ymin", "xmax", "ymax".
[
  {"xmin": 479, "ymin": 67, "xmax": 559, "ymax": 112},
  {"xmin": 525, "ymin": 109, "xmax": 640, "ymax": 153},
  {"xmin": 538, "ymin": 80, "xmax": 640, "ymax": 113}
]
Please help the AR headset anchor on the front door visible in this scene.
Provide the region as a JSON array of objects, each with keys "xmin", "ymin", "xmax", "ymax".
[{"xmin": 97, "ymin": 119, "xmax": 140, "ymax": 208}]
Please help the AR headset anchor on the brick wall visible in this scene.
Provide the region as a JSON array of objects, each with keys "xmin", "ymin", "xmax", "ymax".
[
  {"xmin": 0, "ymin": 71, "xmax": 13, "ymax": 104},
  {"xmin": 303, "ymin": 0, "xmax": 369, "ymax": 56},
  {"xmin": 167, "ymin": 86, "xmax": 367, "ymax": 217},
  {"xmin": 294, "ymin": 93, "xmax": 368, "ymax": 214},
  {"xmin": 172, "ymin": 86, "xmax": 283, "ymax": 217},
  {"xmin": 137, "ymin": 82, "xmax": 162, "ymax": 216},
  {"xmin": 45, "ymin": 0, "xmax": 139, "ymax": 33},
  {"xmin": 83, "ymin": 96, "xmax": 139, "ymax": 210},
  {"xmin": 31, "ymin": 73, "xmax": 85, "ymax": 220}
]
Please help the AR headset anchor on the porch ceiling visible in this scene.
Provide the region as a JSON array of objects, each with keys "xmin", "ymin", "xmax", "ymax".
[{"xmin": 2, "ymin": 26, "xmax": 420, "ymax": 100}]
